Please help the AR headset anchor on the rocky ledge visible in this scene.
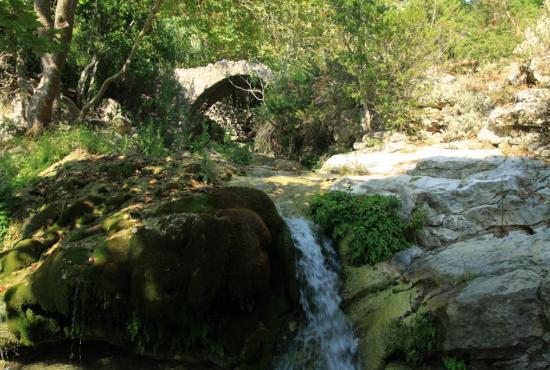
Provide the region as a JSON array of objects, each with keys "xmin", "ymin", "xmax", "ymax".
[{"xmin": 323, "ymin": 142, "xmax": 550, "ymax": 370}]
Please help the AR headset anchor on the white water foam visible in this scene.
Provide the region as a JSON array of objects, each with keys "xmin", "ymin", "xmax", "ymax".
[{"xmin": 275, "ymin": 217, "xmax": 357, "ymax": 370}]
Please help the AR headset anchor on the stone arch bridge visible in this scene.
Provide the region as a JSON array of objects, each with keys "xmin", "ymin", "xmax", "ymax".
[{"xmin": 174, "ymin": 60, "xmax": 273, "ymax": 113}]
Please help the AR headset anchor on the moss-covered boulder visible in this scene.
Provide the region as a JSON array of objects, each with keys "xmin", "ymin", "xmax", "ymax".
[
  {"xmin": 3, "ymin": 187, "xmax": 298, "ymax": 369},
  {"xmin": 0, "ymin": 239, "xmax": 45, "ymax": 273}
]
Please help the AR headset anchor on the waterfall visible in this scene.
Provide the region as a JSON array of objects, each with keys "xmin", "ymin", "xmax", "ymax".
[{"xmin": 275, "ymin": 217, "xmax": 357, "ymax": 370}]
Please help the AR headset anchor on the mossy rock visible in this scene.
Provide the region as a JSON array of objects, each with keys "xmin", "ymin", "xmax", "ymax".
[
  {"xmin": 0, "ymin": 239, "xmax": 45, "ymax": 273},
  {"xmin": 23, "ymin": 204, "xmax": 61, "ymax": 237},
  {"xmin": 58, "ymin": 195, "xmax": 105, "ymax": 227},
  {"xmin": 4, "ymin": 187, "xmax": 297, "ymax": 369},
  {"xmin": 4, "ymin": 283, "xmax": 64, "ymax": 345}
]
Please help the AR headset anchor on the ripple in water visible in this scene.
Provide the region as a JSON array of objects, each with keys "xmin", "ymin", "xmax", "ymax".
[{"xmin": 276, "ymin": 217, "xmax": 357, "ymax": 370}]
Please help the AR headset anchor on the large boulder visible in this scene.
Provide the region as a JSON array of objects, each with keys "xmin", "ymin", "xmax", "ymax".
[
  {"xmin": 0, "ymin": 151, "xmax": 298, "ymax": 369},
  {"xmin": 344, "ymin": 228, "xmax": 550, "ymax": 370}
]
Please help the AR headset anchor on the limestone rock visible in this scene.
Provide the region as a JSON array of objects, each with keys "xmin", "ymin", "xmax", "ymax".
[
  {"xmin": 530, "ymin": 56, "xmax": 550, "ymax": 87},
  {"xmin": 329, "ymin": 147, "xmax": 550, "ymax": 248},
  {"xmin": 488, "ymin": 88, "xmax": 550, "ymax": 130},
  {"xmin": 477, "ymin": 126, "xmax": 508, "ymax": 145},
  {"xmin": 335, "ymin": 144, "xmax": 550, "ymax": 369}
]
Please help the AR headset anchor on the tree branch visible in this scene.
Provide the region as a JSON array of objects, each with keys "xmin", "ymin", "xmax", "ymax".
[{"xmin": 79, "ymin": 0, "xmax": 165, "ymax": 120}]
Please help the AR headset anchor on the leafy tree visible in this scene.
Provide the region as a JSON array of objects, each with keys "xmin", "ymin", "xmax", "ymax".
[
  {"xmin": 0, "ymin": 0, "xmax": 47, "ymax": 53},
  {"xmin": 69, "ymin": 0, "xmax": 173, "ymax": 109}
]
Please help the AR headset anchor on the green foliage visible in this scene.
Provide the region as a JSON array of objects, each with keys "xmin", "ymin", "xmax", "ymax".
[
  {"xmin": 387, "ymin": 312, "xmax": 438, "ymax": 365},
  {"xmin": 432, "ymin": 0, "xmax": 544, "ymax": 62},
  {"xmin": 410, "ymin": 208, "xmax": 428, "ymax": 231},
  {"xmin": 135, "ymin": 124, "xmax": 167, "ymax": 157},
  {"xmin": 0, "ymin": 0, "xmax": 50, "ymax": 54},
  {"xmin": 0, "ymin": 125, "xmax": 170, "ymax": 210},
  {"xmin": 443, "ymin": 356, "xmax": 468, "ymax": 370},
  {"xmin": 127, "ymin": 311, "xmax": 146, "ymax": 353},
  {"xmin": 309, "ymin": 191, "xmax": 421, "ymax": 265},
  {"xmin": 255, "ymin": 62, "xmax": 360, "ymax": 160},
  {"xmin": 212, "ymin": 141, "xmax": 252, "ymax": 165},
  {"xmin": 199, "ymin": 150, "xmax": 220, "ymax": 185},
  {"xmin": 405, "ymin": 313, "xmax": 438, "ymax": 365},
  {"xmin": 67, "ymin": 0, "xmax": 177, "ymax": 107},
  {"xmin": 0, "ymin": 202, "xmax": 9, "ymax": 245}
]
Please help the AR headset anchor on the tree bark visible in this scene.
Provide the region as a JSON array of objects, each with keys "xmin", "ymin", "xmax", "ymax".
[
  {"xmin": 15, "ymin": 50, "xmax": 30, "ymax": 122},
  {"xmin": 76, "ymin": 54, "xmax": 98, "ymax": 107},
  {"xmin": 79, "ymin": 0, "xmax": 165, "ymax": 121},
  {"xmin": 27, "ymin": 0, "xmax": 77, "ymax": 136}
]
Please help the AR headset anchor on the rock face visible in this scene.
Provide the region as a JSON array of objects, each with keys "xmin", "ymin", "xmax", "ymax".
[
  {"xmin": 0, "ymin": 151, "xmax": 298, "ymax": 369},
  {"xmin": 323, "ymin": 143, "xmax": 550, "ymax": 369}
]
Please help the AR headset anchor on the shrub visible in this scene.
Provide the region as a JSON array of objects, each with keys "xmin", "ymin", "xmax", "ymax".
[
  {"xmin": 309, "ymin": 191, "xmax": 423, "ymax": 265},
  {"xmin": 404, "ymin": 313, "xmax": 438, "ymax": 365},
  {"xmin": 212, "ymin": 141, "xmax": 252, "ymax": 165},
  {"xmin": 135, "ymin": 123, "xmax": 167, "ymax": 157},
  {"xmin": 443, "ymin": 356, "xmax": 468, "ymax": 370},
  {"xmin": 387, "ymin": 312, "xmax": 438, "ymax": 365},
  {"xmin": 254, "ymin": 62, "xmax": 361, "ymax": 161}
]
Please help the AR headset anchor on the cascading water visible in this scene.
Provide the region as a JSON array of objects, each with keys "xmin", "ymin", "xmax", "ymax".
[{"xmin": 275, "ymin": 217, "xmax": 357, "ymax": 370}]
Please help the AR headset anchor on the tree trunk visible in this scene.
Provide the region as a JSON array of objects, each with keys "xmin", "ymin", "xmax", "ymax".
[
  {"xmin": 15, "ymin": 50, "xmax": 30, "ymax": 122},
  {"xmin": 79, "ymin": 0, "xmax": 165, "ymax": 120},
  {"xmin": 76, "ymin": 54, "xmax": 98, "ymax": 107},
  {"xmin": 27, "ymin": 0, "xmax": 77, "ymax": 136}
]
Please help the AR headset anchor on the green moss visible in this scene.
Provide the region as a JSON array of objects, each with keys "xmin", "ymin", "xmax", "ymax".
[
  {"xmin": 348, "ymin": 284, "xmax": 416, "ymax": 370},
  {"xmin": 42, "ymin": 230, "xmax": 60, "ymax": 248},
  {"xmin": 443, "ymin": 356, "xmax": 468, "ymax": 370},
  {"xmin": 4, "ymin": 283, "xmax": 64, "ymax": 345},
  {"xmin": 152, "ymin": 194, "xmax": 213, "ymax": 216},
  {"xmin": 31, "ymin": 247, "xmax": 90, "ymax": 316},
  {"xmin": 3, "ymin": 186, "xmax": 294, "ymax": 369},
  {"xmin": 0, "ymin": 239, "xmax": 44, "ymax": 273},
  {"xmin": 102, "ymin": 211, "xmax": 135, "ymax": 233},
  {"xmin": 58, "ymin": 196, "xmax": 104, "ymax": 227},
  {"xmin": 24, "ymin": 204, "xmax": 60, "ymax": 236}
]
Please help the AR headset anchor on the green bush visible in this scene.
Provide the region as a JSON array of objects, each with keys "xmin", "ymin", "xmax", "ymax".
[
  {"xmin": 309, "ymin": 191, "xmax": 423, "ymax": 265},
  {"xmin": 212, "ymin": 141, "xmax": 252, "ymax": 165},
  {"xmin": 0, "ymin": 125, "xmax": 170, "ymax": 197},
  {"xmin": 254, "ymin": 62, "xmax": 360, "ymax": 160}
]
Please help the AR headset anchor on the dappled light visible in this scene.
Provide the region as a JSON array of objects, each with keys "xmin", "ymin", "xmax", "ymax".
[{"xmin": 1, "ymin": 0, "xmax": 550, "ymax": 369}]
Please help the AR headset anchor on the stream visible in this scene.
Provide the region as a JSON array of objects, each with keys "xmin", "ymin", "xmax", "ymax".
[
  {"xmin": 0, "ymin": 166, "xmax": 357, "ymax": 370},
  {"xmin": 231, "ymin": 167, "xmax": 357, "ymax": 369}
]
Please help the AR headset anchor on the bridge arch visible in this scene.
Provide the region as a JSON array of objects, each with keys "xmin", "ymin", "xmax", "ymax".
[{"xmin": 174, "ymin": 60, "xmax": 273, "ymax": 139}]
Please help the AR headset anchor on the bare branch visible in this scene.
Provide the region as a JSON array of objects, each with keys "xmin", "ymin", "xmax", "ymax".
[{"xmin": 227, "ymin": 76, "xmax": 265, "ymax": 102}]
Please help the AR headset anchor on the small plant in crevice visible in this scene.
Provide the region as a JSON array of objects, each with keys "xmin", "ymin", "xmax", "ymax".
[
  {"xmin": 387, "ymin": 312, "xmax": 438, "ymax": 366},
  {"xmin": 443, "ymin": 356, "xmax": 468, "ymax": 370},
  {"xmin": 308, "ymin": 191, "xmax": 424, "ymax": 265}
]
